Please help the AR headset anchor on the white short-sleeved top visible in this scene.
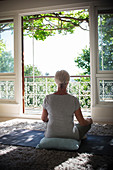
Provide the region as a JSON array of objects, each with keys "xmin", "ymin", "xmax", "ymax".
[{"xmin": 43, "ymin": 94, "xmax": 80, "ymax": 139}]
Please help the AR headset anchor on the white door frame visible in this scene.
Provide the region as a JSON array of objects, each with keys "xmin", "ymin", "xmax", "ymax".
[{"xmin": 90, "ymin": 6, "xmax": 113, "ymax": 123}]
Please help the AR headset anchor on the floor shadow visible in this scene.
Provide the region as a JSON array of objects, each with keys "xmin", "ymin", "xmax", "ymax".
[{"xmin": 0, "ymin": 144, "xmax": 113, "ymax": 170}]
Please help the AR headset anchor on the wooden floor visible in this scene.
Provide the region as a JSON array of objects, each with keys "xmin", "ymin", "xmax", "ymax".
[
  {"xmin": 25, "ymin": 108, "xmax": 91, "ymax": 118},
  {"xmin": 0, "ymin": 117, "xmax": 112, "ymax": 125},
  {"xmin": 0, "ymin": 117, "xmax": 16, "ymax": 122},
  {"xmin": 0, "ymin": 108, "xmax": 91, "ymax": 123}
]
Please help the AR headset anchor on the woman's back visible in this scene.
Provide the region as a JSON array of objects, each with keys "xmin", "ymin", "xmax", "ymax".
[{"xmin": 43, "ymin": 94, "xmax": 80, "ymax": 139}]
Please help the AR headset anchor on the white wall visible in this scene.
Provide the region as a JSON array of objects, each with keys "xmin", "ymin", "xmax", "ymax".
[
  {"xmin": 0, "ymin": 0, "xmax": 113, "ymax": 123},
  {"xmin": 0, "ymin": 0, "xmax": 112, "ymax": 13},
  {"xmin": 92, "ymin": 106, "xmax": 113, "ymax": 123},
  {"xmin": 0, "ymin": 0, "xmax": 105, "ymax": 13}
]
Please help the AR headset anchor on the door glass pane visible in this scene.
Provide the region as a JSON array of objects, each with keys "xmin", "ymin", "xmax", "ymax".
[
  {"xmin": 98, "ymin": 13, "xmax": 113, "ymax": 71},
  {"xmin": 0, "ymin": 20, "xmax": 14, "ymax": 73},
  {"xmin": 99, "ymin": 80, "xmax": 113, "ymax": 102},
  {"xmin": 0, "ymin": 81, "xmax": 15, "ymax": 99}
]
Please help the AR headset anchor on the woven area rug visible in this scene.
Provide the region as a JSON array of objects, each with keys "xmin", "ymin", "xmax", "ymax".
[
  {"xmin": 0, "ymin": 119, "xmax": 113, "ymax": 170},
  {"xmin": 0, "ymin": 129, "xmax": 113, "ymax": 156},
  {"xmin": 0, "ymin": 129, "xmax": 44, "ymax": 147}
]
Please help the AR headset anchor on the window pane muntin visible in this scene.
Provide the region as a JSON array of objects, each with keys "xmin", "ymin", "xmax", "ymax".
[
  {"xmin": 0, "ymin": 20, "xmax": 14, "ymax": 73},
  {"xmin": 98, "ymin": 13, "xmax": 113, "ymax": 71}
]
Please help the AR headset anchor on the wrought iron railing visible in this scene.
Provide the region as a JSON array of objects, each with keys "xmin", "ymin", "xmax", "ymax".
[
  {"xmin": 24, "ymin": 75, "xmax": 91, "ymax": 113},
  {"xmin": 0, "ymin": 77, "xmax": 112, "ymax": 115},
  {"xmin": 0, "ymin": 80, "xmax": 15, "ymax": 100},
  {"xmin": 99, "ymin": 80, "xmax": 113, "ymax": 102}
]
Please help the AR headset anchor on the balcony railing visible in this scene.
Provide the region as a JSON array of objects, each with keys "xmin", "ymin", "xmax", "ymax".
[{"xmin": 24, "ymin": 75, "xmax": 91, "ymax": 115}]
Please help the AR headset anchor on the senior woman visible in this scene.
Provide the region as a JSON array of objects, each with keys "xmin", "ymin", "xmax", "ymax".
[{"xmin": 41, "ymin": 70, "xmax": 93, "ymax": 140}]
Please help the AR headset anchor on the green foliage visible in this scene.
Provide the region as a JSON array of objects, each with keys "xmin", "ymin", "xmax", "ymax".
[
  {"xmin": 98, "ymin": 14, "xmax": 113, "ymax": 70},
  {"xmin": 0, "ymin": 40, "xmax": 14, "ymax": 73},
  {"xmin": 23, "ymin": 10, "xmax": 89, "ymax": 41},
  {"xmin": 24, "ymin": 65, "xmax": 42, "ymax": 76},
  {"xmin": 74, "ymin": 47, "xmax": 90, "ymax": 75},
  {"xmin": 0, "ymin": 39, "xmax": 6, "ymax": 52},
  {"xmin": 0, "ymin": 21, "xmax": 14, "ymax": 73}
]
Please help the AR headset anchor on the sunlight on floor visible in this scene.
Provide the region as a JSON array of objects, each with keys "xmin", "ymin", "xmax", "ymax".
[
  {"xmin": 0, "ymin": 145, "xmax": 17, "ymax": 156},
  {"xmin": 54, "ymin": 153, "xmax": 93, "ymax": 170}
]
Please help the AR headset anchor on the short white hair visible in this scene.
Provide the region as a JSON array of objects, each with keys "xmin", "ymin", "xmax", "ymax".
[{"xmin": 55, "ymin": 70, "xmax": 70, "ymax": 85}]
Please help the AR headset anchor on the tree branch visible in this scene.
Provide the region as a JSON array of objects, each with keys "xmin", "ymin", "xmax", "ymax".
[
  {"xmin": 23, "ymin": 14, "xmax": 89, "ymax": 23},
  {"xmin": 25, "ymin": 27, "xmax": 69, "ymax": 31},
  {"xmin": 79, "ymin": 25, "xmax": 89, "ymax": 31},
  {"xmin": 23, "ymin": 13, "xmax": 89, "ymax": 32},
  {"xmin": 0, "ymin": 27, "xmax": 13, "ymax": 32}
]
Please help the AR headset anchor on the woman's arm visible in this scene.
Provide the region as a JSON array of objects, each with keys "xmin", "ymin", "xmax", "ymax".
[
  {"xmin": 41, "ymin": 108, "xmax": 49, "ymax": 122},
  {"xmin": 74, "ymin": 107, "xmax": 93, "ymax": 126}
]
